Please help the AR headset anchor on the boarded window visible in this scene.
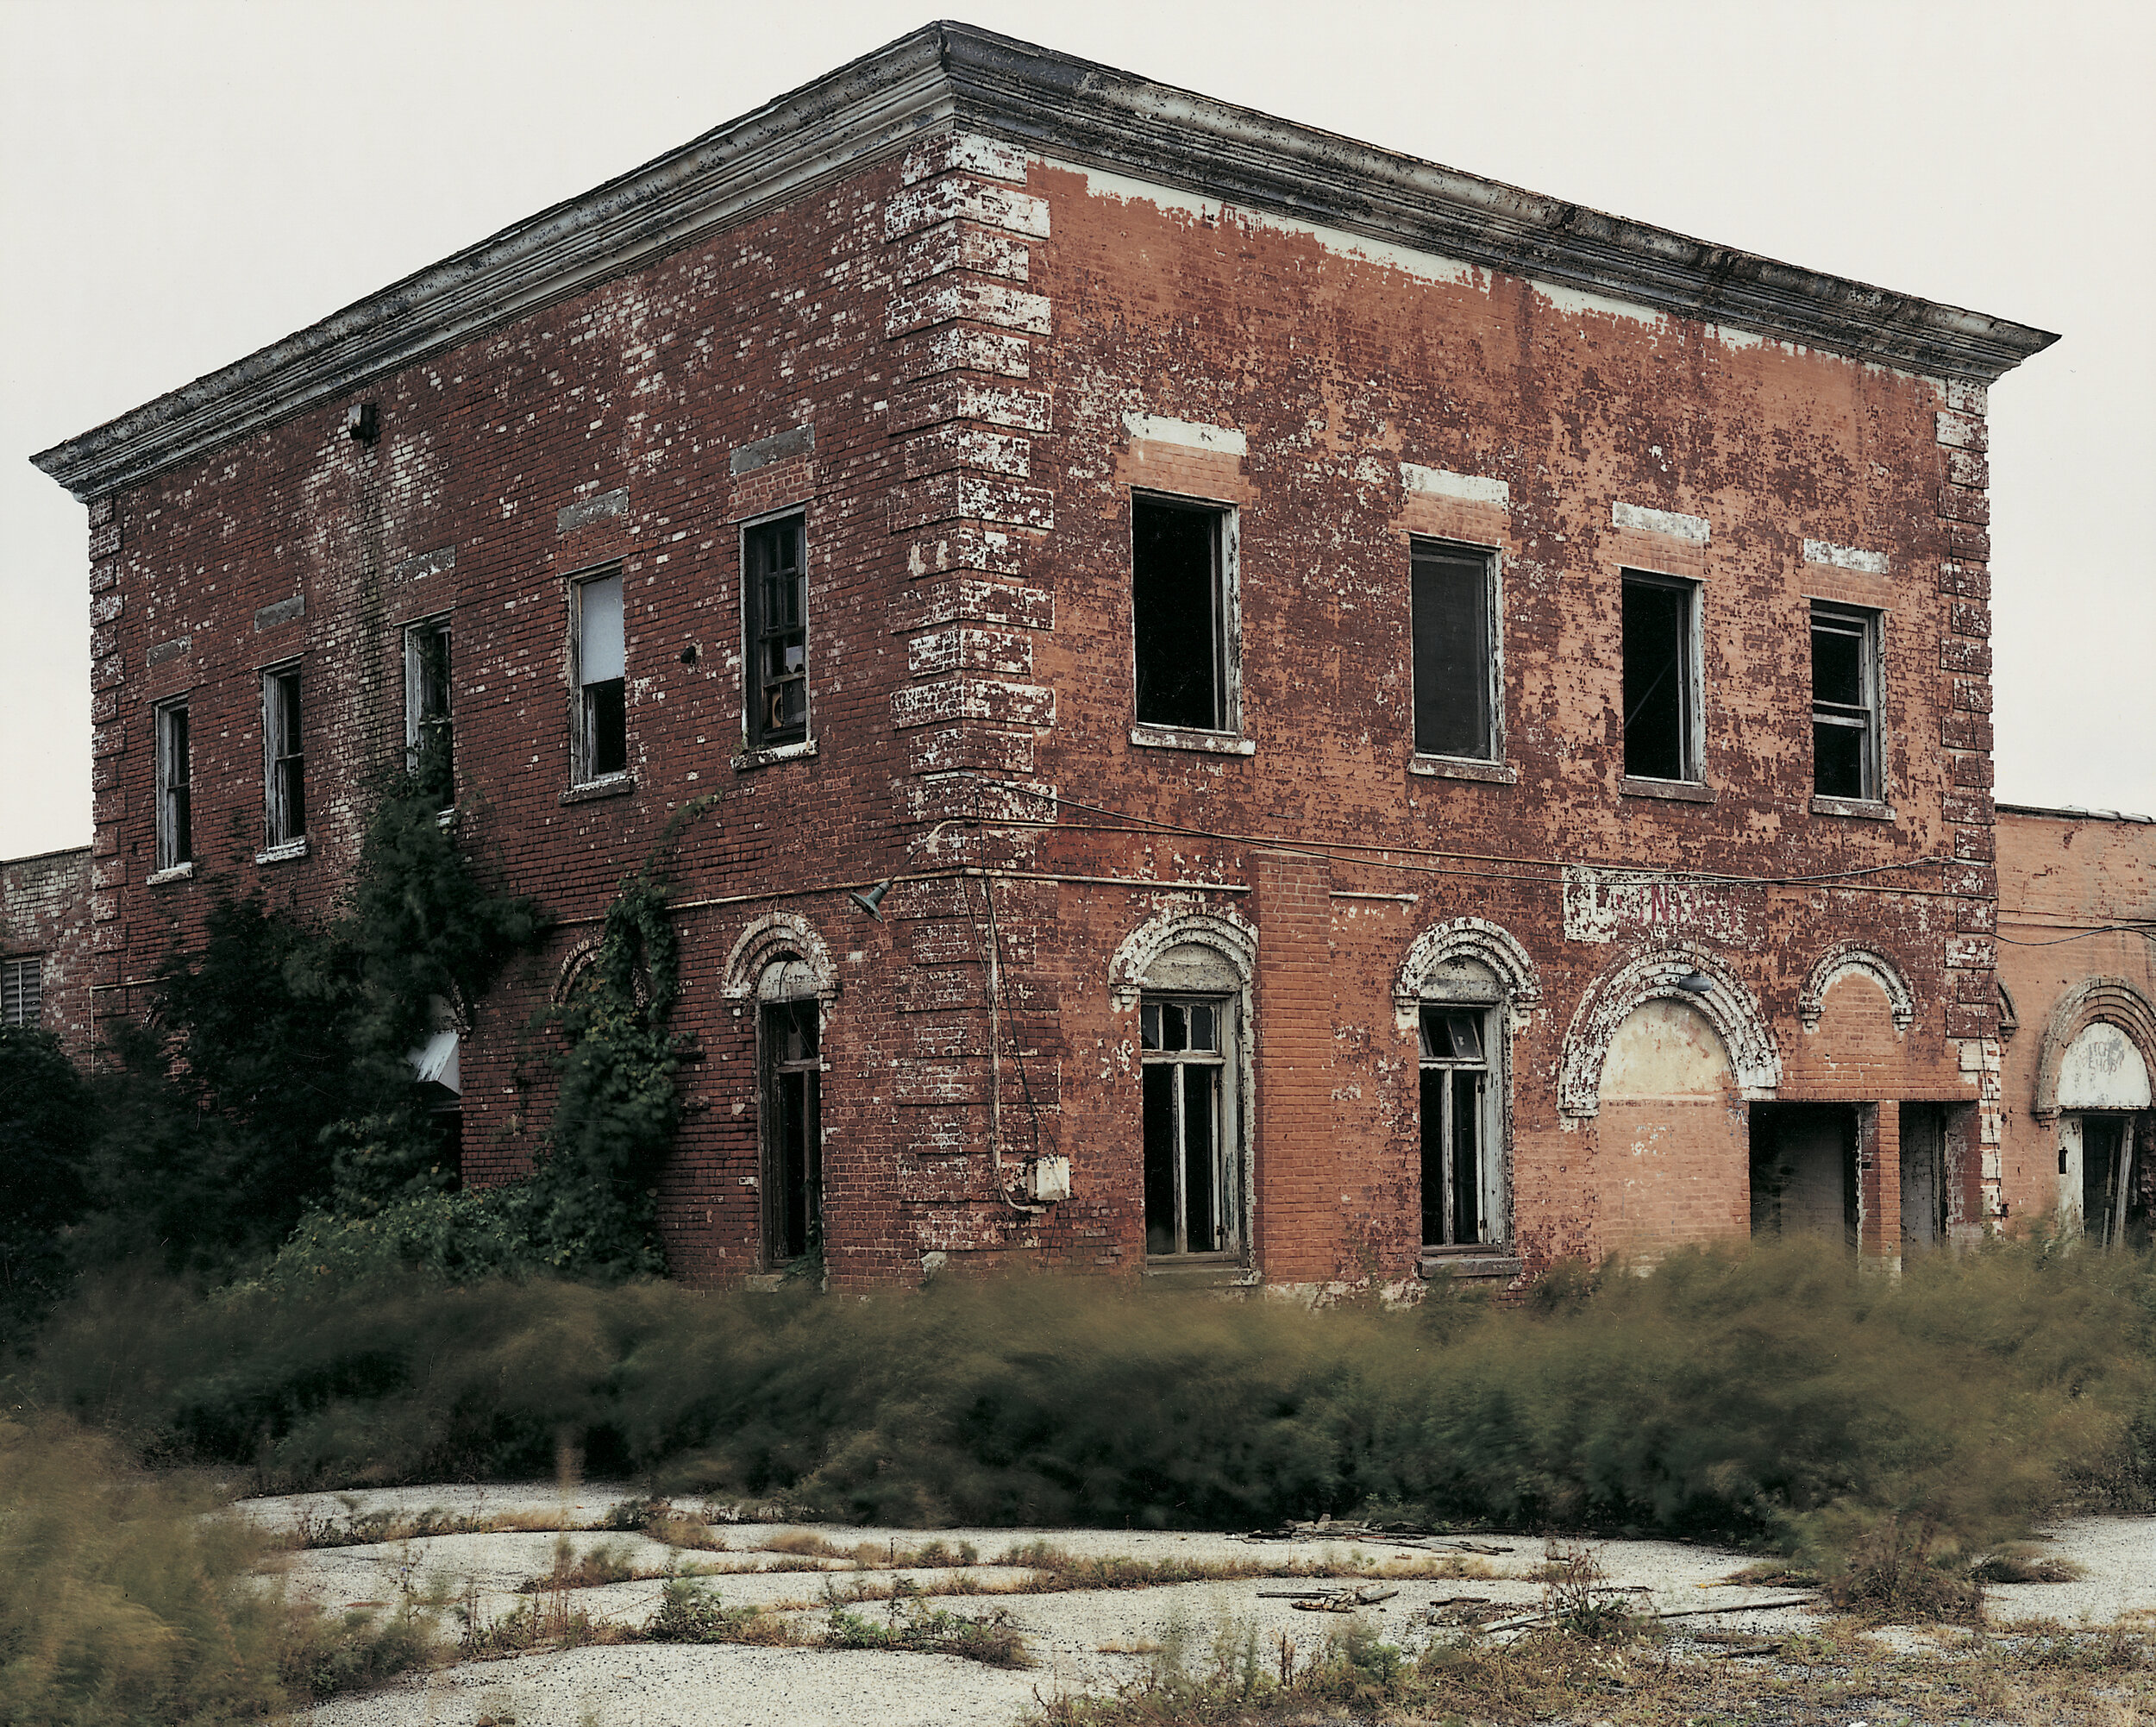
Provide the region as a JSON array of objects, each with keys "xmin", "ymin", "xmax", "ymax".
[
  {"xmin": 1622, "ymin": 574, "xmax": 1697, "ymax": 782},
  {"xmin": 1, "ymin": 956, "xmax": 41, "ymax": 1027},
  {"xmin": 744, "ymin": 517, "xmax": 808, "ymax": 748},
  {"xmin": 262, "ymin": 664, "xmax": 305, "ymax": 845},
  {"xmin": 574, "ymin": 570, "xmax": 627, "ymax": 781},
  {"xmin": 1141, "ymin": 995, "xmax": 1238, "ymax": 1255},
  {"xmin": 1420, "ymin": 1007, "xmax": 1499, "ymax": 1246},
  {"xmin": 1412, "ymin": 543, "xmax": 1495, "ymax": 760},
  {"xmin": 1811, "ymin": 603, "xmax": 1880, "ymax": 800},
  {"xmin": 1132, "ymin": 497, "xmax": 1230, "ymax": 732},
  {"xmin": 404, "ymin": 616, "xmax": 455, "ymax": 806},
  {"xmin": 154, "ymin": 700, "xmax": 191, "ymax": 870},
  {"xmin": 761, "ymin": 989, "xmax": 822, "ymax": 1265}
]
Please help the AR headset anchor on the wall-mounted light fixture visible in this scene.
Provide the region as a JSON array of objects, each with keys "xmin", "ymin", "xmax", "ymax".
[
  {"xmin": 1674, "ymin": 970, "xmax": 1715, "ymax": 995},
  {"xmin": 848, "ymin": 879, "xmax": 892, "ymax": 920}
]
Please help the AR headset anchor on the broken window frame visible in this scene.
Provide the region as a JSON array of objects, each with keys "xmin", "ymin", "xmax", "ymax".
[
  {"xmin": 758, "ymin": 967, "xmax": 823, "ymax": 1269},
  {"xmin": 1130, "ymin": 492, "xmax": 1239, "ymax": 738},
  {"xmin": 260, "ymin": 661, "xmax": 306, "ymax": 848},
  {"xmin": 1410, "ymin": 537, "xmax": 1502, "ymax": 763},
  {"xmin": 154, "ymin": 697, "xmax": 192, "ymax": 872},
  {"xmin": 1, "ymin": 955, "xmax": 41, "ymax": 1027},
  {"xmin": 1620, "ymin": 570, "xmax": 1702, "ymax": 784},
  {"xmin": 1140, "ymin": 993, "xmax": 1244, "ymax": 1259},
  {"xmin": 403, "ymin": 614, "xmax": 455, "ymax": 808},
  {"xmin": 742, "ymin": 512, "xmax": 810, "ymax": 751},
  {"xmin": 1419, "ymin": 1004, "xmax": 1505, "ymax": 1247},
  {"xmin": 570, "ymin": 566, "xmax": 628, "ymax": 785},
  {"xmin": 2070, "ymin": 1114, "xmax": 2140, "ymax": 1250},
  {"xmin": 1809, "ymin": 601, "xmax": 1883, "ymax": 802}
]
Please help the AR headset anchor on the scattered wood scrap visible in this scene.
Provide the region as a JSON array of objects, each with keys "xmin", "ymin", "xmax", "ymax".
[
  {"xmin": 1247, "ymin": 1518, "xmax": 1514, "ymax": 1554},
  {"xmin": 1257, "ymin": 1583, "xmax": 1402, "ymax": 1612}
]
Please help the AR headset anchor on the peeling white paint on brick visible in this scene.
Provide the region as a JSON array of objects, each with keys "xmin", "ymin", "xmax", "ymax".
[
  {"xmin": 1802, "ymin": 539, "xmax": 1889, "ymax": 575},
  {"xmin": 1612, "ymin": 501, "xmax": 1709, "ymax": 543},
  {"xmin": 1121, "ymin": 412, "xmax": 1247, "ymax": 456},
  {"xmin": 1400, "ymin": 463, "xmax": 1508, "ymax": 508},
  {"xmin": 1063, "ymin": 163, "xmax": 1478, "ymax": 289}
]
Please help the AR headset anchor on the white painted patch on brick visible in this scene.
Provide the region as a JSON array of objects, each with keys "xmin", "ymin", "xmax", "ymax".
[
  {"xmin": 1065, "ymin": 164, "xmax": 1477, "ymax": 289},
  {"xmin": 1532, "ymin": 280, "xmax": 1660, "ymax": 330},
  {"xmin": 1400, "ymin": 463, "xmax": 1508, "ymax": 508},
  {"xmin": 1613, "ymin": 501, "xmax": 1710, "ymax": 543},
  {"xmin": 1802, "ymin": 538, "xmax": 1889, "ymax": 575},
  {"xmin": 1122, "ymin": 413, "xmax": 1247, "ymax": 456}
]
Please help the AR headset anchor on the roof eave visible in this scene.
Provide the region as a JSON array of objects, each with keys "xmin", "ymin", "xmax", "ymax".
[{"xmin": 32, "ymin": 20, "xmax": 2059, "ymax": 504}]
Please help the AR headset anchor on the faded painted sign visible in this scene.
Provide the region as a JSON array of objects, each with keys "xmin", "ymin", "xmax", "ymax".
[{"xmin": 1561, "ymin": 867, "xmax": 1763, "ymax": 947}]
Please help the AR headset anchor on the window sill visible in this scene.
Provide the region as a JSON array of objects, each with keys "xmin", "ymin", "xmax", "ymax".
[
  {"xmin": 254, "ymin": 838, "xmax": 308, "ymax": 865},
  {"xmin": 1409, "ymin": 755, "xmax": 1517, "ymax": 784},
  {"xmin": 147, "ymin": 862, "xmax": 195, "ymax": 886},
  {"xmin": 733, "ymin": 738, "xmax": 818, "ymax": 772},
  {"xmin": 1143, "ymin": 1256, "xmax": 1258, "ymax": 1287},
  {"xmin": 1620, "ymin": 776, "xmax": 1714, "ymax": 805},
  {"xmin": 1420, "ymin": 1250, "xmax": 1523, "ymax": 1282},
  {"xmin": 1810, "ymin": 794, "xmax": 1896, "ymax": 822},
  {"xmin": 1130, "ymin": 724, "xmax": 1255, "ymax": 757},
  {"xmin": 561, "ymin": 775, "xmax": 635, "ymax": 806}
]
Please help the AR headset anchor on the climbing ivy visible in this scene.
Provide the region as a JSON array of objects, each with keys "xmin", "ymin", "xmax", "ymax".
[{"xmin": 517, "ymin": 794, "xmax": 722, "ymax": 1277}]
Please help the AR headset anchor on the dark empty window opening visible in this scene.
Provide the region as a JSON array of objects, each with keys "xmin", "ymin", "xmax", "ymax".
[
  {"xmin": 404, "ymin": 616, "xmax": 455, "ymax": 807},
  {"xmin": 1142, "ymin": 995, "xmax": 1237, "ymax": 1255},
  {"xmin": 263, "ymin": 664, "xmax": 305, "ymax": 845},
  {"xmin": 1811, "ymin": 604, "xmax": 1880, "ymax": 801},
  {"xmin": 745, "ymin": 517, "xmax": 808, "ymax": 748},
  {"xmin": 1132, "ymin": 497, "xmax": 1229, "ymax": 733},
  {"xmin": 2079, "ymin": 1117, "xmax": 2144, "ymax": 1249},
  {"xmin": 1412, "ymin": 543, "xmax": 1496, "ymax": 760},
  {"xmin": 761, "ymin": 995, "xmax": 822, "ymax": 1265},
  {"xmin": 155, "ymin": 700, "xmax": 191, "ymax": 870},
  {"xmin": 1622, "ymin": 574, "xmax": 1697, "ymax": 782},
  {"xmin": 575, "ymin": 570, "xmax": 627, "ymax": 782},
  {"xmin": 1, "ymin": 956, "xmax": 41, "ymax": 1027},
  {"xmin": 1750, "ymin": 1102, "xmax": 1858, "ymax": 1247},
  {"xmin": 1420, "ymin": 1007, "xmax": 1498, "ymax": 1246},
  {"xmin": 1900, "ymin": 1102, "xmax": 1948, "ymax": 1254}
]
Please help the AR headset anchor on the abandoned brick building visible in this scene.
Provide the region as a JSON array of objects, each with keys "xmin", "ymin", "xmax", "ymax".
[{"xmin": 35, "ymin": 22, "xmax": 2107, "ymax": 1290}]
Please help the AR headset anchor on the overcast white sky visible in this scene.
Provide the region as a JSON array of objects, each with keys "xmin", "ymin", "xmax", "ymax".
[{"xmin": 3, "ymin": 0, "xmax": 2149, "ymax": 859}]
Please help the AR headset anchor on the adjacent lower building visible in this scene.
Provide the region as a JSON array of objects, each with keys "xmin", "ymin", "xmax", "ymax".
[
  {"xmin": 34, "ymin": 23, "xmax": 2134, "ymax": 1289},
  {"xmin": 1, "ymin": 847, "xmax": 94, "ymax": 1056}
]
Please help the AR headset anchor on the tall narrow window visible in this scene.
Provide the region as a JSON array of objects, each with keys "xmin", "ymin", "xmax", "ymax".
[
  {"xmin": 404, "ymin": 616, "xmax": 454, "ymax": 807},
  {"xmin": 1622, "ymin": 573, "xmax": 1699, "ymax": 782},
  {"xmin": 1811, "ymin": 603, "xmax": 1881, "ymax": 801},
  {"xmin": 1132, "ymin": 496, "xmax": 1233, "ymax": 734},
  {"xmin": 1412, "ymin": 540, "xmax": 1498, "ymax": 760},
  {"xmin": 743, "ymin": 517, "xmax": 808, "ymax": 748},
  {"xmin": 1141, "ymin": 995, "xmax": 1239, "ymax": 1256},
  {"xmin": 262, "ymin": 664, "xmax": 305, "ymax": 848},
  {"xmin": 1, "ymin": 956, "xmax": 41, "ymax": 1027},
  {"xmin": 573, "ymin": 570, "xmax": 627, "ymax": 782},
  {"xmin": 154, "ymin": 700, "xmax": 191, "ymax": 871},
  {"xmin": 1420, "ymin": 1007, "xmax": 1501, "ymax": 1246},
  {"xmin": 760, "ymin": 979, "xmax": 822, "ymax": 1266}
]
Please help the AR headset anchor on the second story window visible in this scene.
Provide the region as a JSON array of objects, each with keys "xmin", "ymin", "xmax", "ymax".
[
  {"xmin": 744, "ymin": 516, "xmax": 808, "ymax": 749},
  {"xmin": 154, "ymin": 699, "xmax": 191, "ymax": 871},
  {"xmin": 1412, "ymin": 540, "xmax": 1500, "ymax": 761},
  {"xmin": 1132, "ymin": 495, "xmax": 1236, "ymax": 735},
  {"xmin": 573, "ymin": 568, "xmax": 627, "ymax": 783},
  {"xmin": 404, "ymin": 616, "xmax": 454, "ymax": 807},
  {"xmin": 1, "ymin": 956, "xmax": 41, "ymax": 1027},
  {"xmin": 1811, "ymin": 603, "xmax": 1882, "ymax": 801},
  {"xmin": 1621, "ymin": 571, "xmax": 1700, "ymax": 783},
  {"xmin": 262, "ymin": 663, "xmax": 305, "ymax": 849}
]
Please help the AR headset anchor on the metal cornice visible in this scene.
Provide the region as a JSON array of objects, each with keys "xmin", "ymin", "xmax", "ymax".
[
  {"xmin": 33, "ymin": 21, "xmax": 2059, "ymax": 504},
  {"xmin": 931, "ymin": 25, "xmax": 2057, "ymax": 385}
]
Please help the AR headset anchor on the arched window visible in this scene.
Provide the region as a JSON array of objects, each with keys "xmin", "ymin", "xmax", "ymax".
[
  {"xmin": 1139, "ymin": 941, "xmax": 1245, "ymax": 1260},
  {"xmin": 757, "ymin": 958, "xmax": 822, "ymax": 1268}
]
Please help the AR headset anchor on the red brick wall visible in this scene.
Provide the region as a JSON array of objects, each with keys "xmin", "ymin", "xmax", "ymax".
[
  {"xmin": 78, "ymin": 127, "xmax": 2002, "ymax": 1288},
  {"xmin": 2, "ymin": 847, "xmax": 95, "ymax": 1057}
]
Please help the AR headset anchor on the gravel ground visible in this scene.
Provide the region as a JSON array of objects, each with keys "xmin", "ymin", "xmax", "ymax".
[{"xmin": 253, "ymin": 1485, "xmax": 2153, "ymax": 1726}]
